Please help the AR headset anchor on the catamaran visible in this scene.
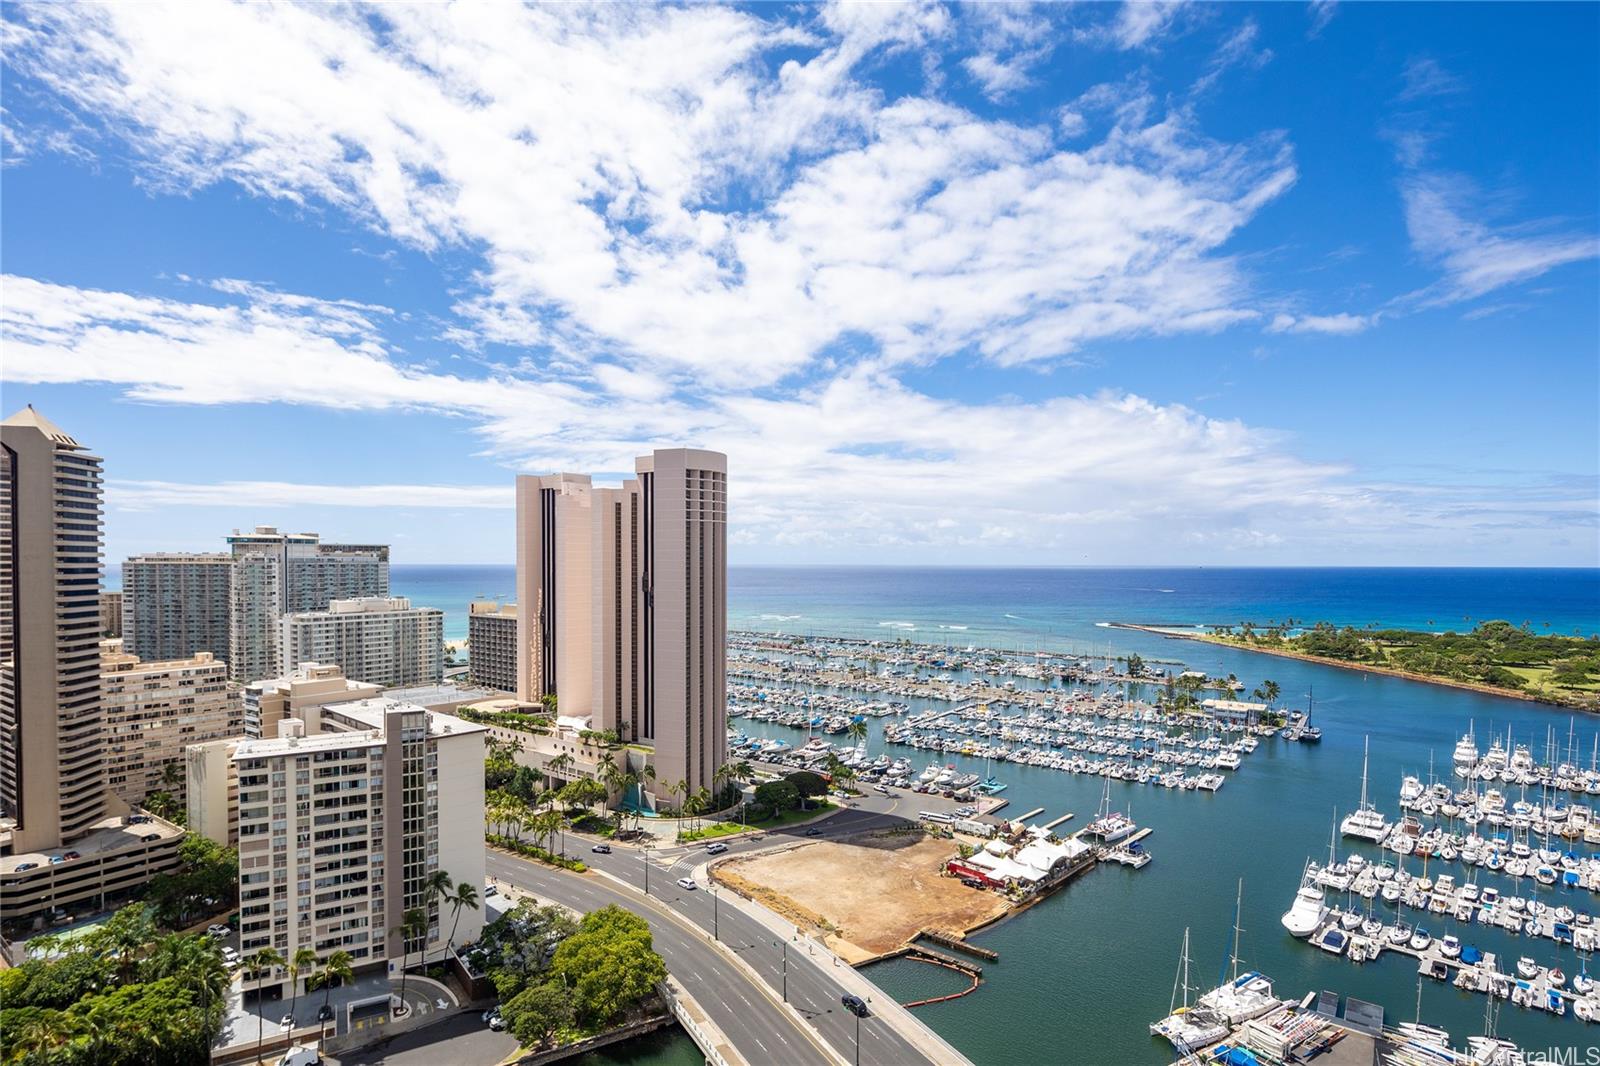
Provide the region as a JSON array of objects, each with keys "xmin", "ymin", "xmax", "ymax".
[
  {"xmin": 1194, "ymin": 880, "xmax": 1286, "ymax": 1025},
  {"xmin": 1083, "ymin": 775, "xmax": 1138, "ymax": 843},
  {"xmin": 1149, "ymin": 928, "xmax": 1230, "ymax": 1054},
  {"xmin": 1341, "ymin": 735, "xmax": 1394, "ymax": 843}
]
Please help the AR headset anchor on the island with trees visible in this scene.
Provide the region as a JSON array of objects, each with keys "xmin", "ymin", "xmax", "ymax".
[{"xmin": 1121, "ymin": 618, "xmax": 1600, "ymax": 710}]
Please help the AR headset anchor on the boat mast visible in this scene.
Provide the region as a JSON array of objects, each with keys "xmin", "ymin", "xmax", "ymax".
[
  {"xmin": 1227, "ymin": 878, "xmax": 1246, "ymax": 984},
  {"xmin": 1167, "ymin": 929, "xmax": 1189, "ymax": 1015},
  {"xmin": 1359, "ymin": 735, "xmax": 1371, "ymax": 813}
]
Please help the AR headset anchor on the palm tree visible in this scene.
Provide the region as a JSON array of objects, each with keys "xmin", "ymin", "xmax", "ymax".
[
  {"xmin": 694, "ymin": 786, "xmax": 711, "ymax": 831},
  {"xmin": 638, "ymin": 763, "xmax": 657, "ymax": 819},
  {"xmin": 425, "ymin": 870, "xmax": 454, "ymax": 943},
  {"xmin": 446, "ymin": 881, "xmax": 480, "ymax": 956},
  {"xmin": 318, "ymin": 949, "xmax": 355, "ymax": 1015},
  {"xmin": 598, "ymin": 758, "xmax": 625, "ymax": 801},
  {"xmin": 287, "ymin": 947, "xmax": 319, "ymax": 1032},
  {"xmin": 547, "ymin": 752, "xmax": 575, "ymax": 787},
  {"xmin": 847, "ymin": 717, "xmax": 869, "ymax": 756},
  {"xmin": 246, "ymin": 947, "xmax": 285, "ymax": 1063},
  {"xmin": 393, "ymin": 907, "xmax": 427, "ymax": 1015},
  {"xmin": 1260, "ymin": 680, "xmax": 1281, "ymax": 706}
]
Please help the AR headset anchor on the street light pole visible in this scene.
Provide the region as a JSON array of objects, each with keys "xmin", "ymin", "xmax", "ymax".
[
  {"xmin": 781, "ymin": 939, "xmax": 788, "ymax": 1002},
  {"xmin": 713, "ymin": 886, "xmax": 719, "ymax": 942},
  {"xmin": 855, "ymin": 1009, "xmax": 861, "ymax": 1066}
]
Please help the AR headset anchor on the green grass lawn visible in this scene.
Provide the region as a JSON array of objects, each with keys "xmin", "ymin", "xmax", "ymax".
[{"xmin": 676, "ymin": 801, "xmax": 836, "ymax": 842}]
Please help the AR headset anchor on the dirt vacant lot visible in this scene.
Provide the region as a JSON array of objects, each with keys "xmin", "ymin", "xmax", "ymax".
[{"xmin": 715, "ymin": 833, "xmax": 1010, "ymax": 960}]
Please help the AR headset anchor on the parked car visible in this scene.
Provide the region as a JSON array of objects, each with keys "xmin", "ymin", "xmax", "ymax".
[
  {"xmin": 676, "ymin": 877, "xmax": 698, "ymax": 891},
  {"xmin": 874, "ymin": 784, "xmax": 890, "ymax": 795},
  {"xmin": 280, "ymin": 1013, "xmax": 295, "ymax": 1030},
  {"xmin": 483, "ymin": 883, "xmax": 498, "ymax": 897},
  {"xmin": 48, "ymin": 855, "xmax": 64, "ymax": 864},
  {"xmin": 705, "ymin": 842, "xmax": 728, "ymax": 854},
  {"xmin": 62, "ymin": 851, "xmax": 80, "ymax": 860},
  {"xmin": 485, "ymin": 1010, "xmax": 505, "ymax": 1031},
  {"xmin": 129, "ymin": 814, "xmax": 152, "ymax": 824},
  {"xmin": 14, "ymin": 862, "xmax": 37, "ymax": 872},
  {"xmin": 805, "ymin": 828, "xmax": 822, "ymax": 837},
  {"xmin": 316, "ymin": 1004, "xmax": 335, "ymax": 1023},
  {"xmin": 206, "ymin": 923, "xmax": 231, "ymax": 938},
  {"xmin": 591, "ymin": 843, "xmax": 611, "ymax": 854},
  {"xmin": 141, "ymin": 833, "xmax": 160, "ymax": 842}
]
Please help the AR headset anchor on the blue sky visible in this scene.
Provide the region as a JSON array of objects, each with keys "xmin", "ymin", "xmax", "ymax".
[{"xmin": 3, "ymin": 1, "xmax": 1596, "ymax": 566}]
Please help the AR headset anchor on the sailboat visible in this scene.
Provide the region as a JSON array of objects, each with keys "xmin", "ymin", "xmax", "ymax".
[
  {"xmin": 1196, "ymin": 880, "xmax": 1286, "ymax": 1025},
  {"xmin": 1297, "ymin": 686, "xmax": 1322, "ymax": 743},
  {"xmin": 1149, "ymin": 928, "xmax": 1230, "ymax": 1053},
  {"xmin": 1341, "ymin": 735, "xmax": 1394, "ymax": 843},
  {"xmin": 1084, "ymin": 775, "xmax": 1137, "ymax": 842}
]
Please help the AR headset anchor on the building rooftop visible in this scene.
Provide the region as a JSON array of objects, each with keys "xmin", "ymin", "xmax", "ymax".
[
  {"xmin": 321, "ymin": 696, "xmax": 487, "ymax": 739},
  {"xmin": 383, "ymin": 681, "xmax": 500, "ymax": 708},
  {"xmin": 3, "ymin": 404, "xmax": 80, "ymax": 446},
  {"xmin": 1, "ymin": 811, "xmax": 184, "ymax": 874},
  {"xmin": 234, "ymin": 728, "xmax": 384, "ymax": 761}
]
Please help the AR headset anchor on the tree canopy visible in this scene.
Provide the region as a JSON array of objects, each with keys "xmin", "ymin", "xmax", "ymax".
[
  {"xmin": 548, "ymin": 906, "xmax": 665, "ymax": 1027},
  {"xmin": 0, "ymin": 905, "xmax": 227, "ymax": 1066}
]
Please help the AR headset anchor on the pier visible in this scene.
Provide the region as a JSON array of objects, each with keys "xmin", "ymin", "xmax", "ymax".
[
  {"xmin": 1040, "ymin": 812, "xmax": 1074, "ymax": 831},
  {"xmin": 917, "ymin": 929, "xmax": 999, "ymax": 962},
  {"xmin": 1015, "ymin": 806, "xmax": 1046, "ymax": 823},
  {"xmin": 1296, "ymin": 906, "xmax": 1595, "ymax": 1025}
]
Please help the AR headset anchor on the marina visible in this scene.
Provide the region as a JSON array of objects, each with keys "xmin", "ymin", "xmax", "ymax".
[{"xmin": 405, "ymin": 563, "xmax": 1600, "ymax": 1063}]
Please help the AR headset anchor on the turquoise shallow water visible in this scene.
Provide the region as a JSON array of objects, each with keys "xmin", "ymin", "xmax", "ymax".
[{"xmin": 374, "ymin": 565, "xmax": 1600, "ymax": 1063}]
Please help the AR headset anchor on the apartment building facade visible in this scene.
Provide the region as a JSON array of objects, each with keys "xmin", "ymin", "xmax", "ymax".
[
  {"xmin": 99, "ymin": 590, "xmax": 122, "ymax": 638},
  {"xmin": 512, "ymin": 449, "xmax": 727, "ymax": 800},
  {"xmin": 466, "ymin": 601, "xmax": 517, "ymax": 692},
  {"xmin": 280, "ymin": 597, "xmax": 444, "ymax": 689},
  {"xmin": 243, "ymin": 661, "xmax": 381, "ymax": 739},
  {"xmin": 100, "ymin": 639, "xmax": 240, "ymax": 806},
  {"xmin": 227, "ymin": 527, "xmax": 390, "ymax": 683},
  {"xmin": 1, "ymin": 409, "xmax": 184, "ymax": 929},
  {"xmin": 231, "ymin": 698, "xmax": 484, "ymax": 996},
  {"xmin": 121, "ymin": 552, "xmax": 233, "ymax": 664},
  {"xmin": 0, "ymin": 406, "xmax": 109, "ymax": 853}
]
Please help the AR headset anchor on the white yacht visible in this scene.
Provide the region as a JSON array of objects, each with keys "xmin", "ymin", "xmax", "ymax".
[
  {"xmin": 1453, "ymin": 729, "xmax": 1479, "ymax": 778},
  {"xmin": 1281, "ymin": 863, "xmax": 1328, "ymax": 937},
  {"xmin": 1196, "ymin": 882, "xmax": 1287, "ymax": 1025},
  {"xmin": 1341, "ymin": 736, "xmax": 1394, "ymax": 843}
]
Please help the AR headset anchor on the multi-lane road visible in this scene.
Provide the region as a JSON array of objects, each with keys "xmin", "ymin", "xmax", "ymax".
[{"xmin": 489, "ymin": 793, "xmax": 964, "ymax": 1066}]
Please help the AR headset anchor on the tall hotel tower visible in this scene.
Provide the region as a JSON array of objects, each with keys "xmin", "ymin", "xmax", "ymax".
[
  {"xmin": 0, "ymin": 407, "xmax": 108, "ymax": 852},
  {"xmin": 515, "ymin": 450, "xmax": 726, "ymax": 799}
]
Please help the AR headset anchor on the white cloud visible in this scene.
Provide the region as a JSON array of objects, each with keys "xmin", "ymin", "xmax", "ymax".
[
  {"xmin": 1101, "ymin": 2, "xmax": 1191, "ymax": 50},
  {"xmin": 1191, "ymin": 20, "xmax": 1273, "ymax": 97},
  {"xmin": 5, "ymin": 2, "xmax": 1298, "ymax": 384},
  {"xmin": 1399, "ymin": 172, "xmax": 1598, "ymax": 305},
  {"xmin": 109, "ymin": 480, "xmax": 512, "ymax": 511},
  {"xmin": 1306, "ymin": 1, "xmax": 1338, "ymax": 38},
  {"xmin": 1266, "ymin": 311, "xmax": 1374, "ymax": 335}
]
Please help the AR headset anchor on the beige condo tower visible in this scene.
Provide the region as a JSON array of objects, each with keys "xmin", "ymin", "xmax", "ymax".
[
  {"xmin": 515, "ymin": 449, "xmax": 726, "ymax": 801},
  {"xmin": 0, "ymin": 407, "xmax": 109, "ymax": 853}
]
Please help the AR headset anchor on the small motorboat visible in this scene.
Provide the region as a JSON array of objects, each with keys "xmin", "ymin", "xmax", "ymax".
[
  {"xmin": 1549, "ymin": 968, "xmax": 1566, "ymax": 987},
  {"xmin": 1517, "ymin": 956, "xmax": 1540, "ymax": 979},
  {"xmin": 1317, "ymin": 927, "xmax": 1349, "ymax": 955},
  {"xmin": 1439, "ymin": 934, "xmax": 1461, "ymax": 959},
  {"xmin": 1409, "ymin": 928, "xmax": 1433, "ymax": 952}
]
